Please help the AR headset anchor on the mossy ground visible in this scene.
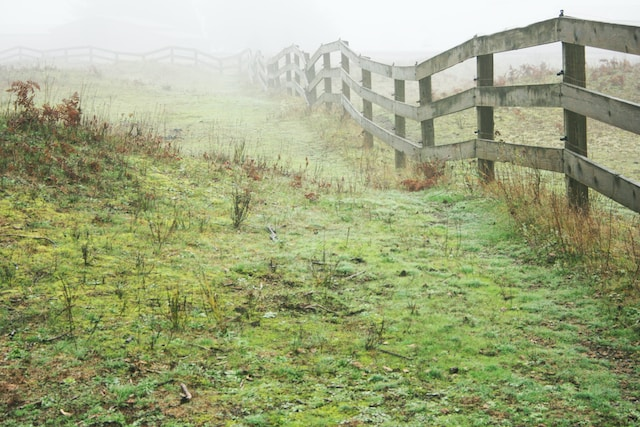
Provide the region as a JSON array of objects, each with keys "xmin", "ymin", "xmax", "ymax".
[{"xmin": 0, "ymin": 61, "xmax": 638, "ymax": 426}]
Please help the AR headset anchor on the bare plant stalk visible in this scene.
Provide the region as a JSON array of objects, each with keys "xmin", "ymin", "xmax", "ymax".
[
  {"xmin": 231, "ymin": 186, "xmax": 252, "ymax": 229},
  {"xmin": 58, "ymin": 276, "xmax": 76, "ymax": 338}
]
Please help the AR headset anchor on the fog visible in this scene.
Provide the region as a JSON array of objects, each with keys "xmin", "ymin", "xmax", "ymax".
[{"xmin": 1, "ymin": 0, "xmax": 639, "ymax": 57}]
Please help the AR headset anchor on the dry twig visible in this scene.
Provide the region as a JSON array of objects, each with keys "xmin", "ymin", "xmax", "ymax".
[
  {"xmin": 379, "ymin": 348, "xmax": 413, "ymax": 360},
  {"xmin": 0, "ymin": 234, "xmax": 56, "ymax": 245},
  {"xmin": 179, "ymin": 383, "xmax": 192, "ymax": 402}
]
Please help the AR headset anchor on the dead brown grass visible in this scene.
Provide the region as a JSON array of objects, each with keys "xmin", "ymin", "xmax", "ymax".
[{"xmin": 489, "ymin": 165, "xmax": 640, "ymax": 302}]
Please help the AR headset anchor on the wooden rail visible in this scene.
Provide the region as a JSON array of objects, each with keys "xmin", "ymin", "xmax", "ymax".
[
  {"xmin": 0, "ymin": 46, "xmax": 252, "ymax": 73},
  {"xmin": 253, "ymin": 16, "xmax": 640, "ymax": 213}
]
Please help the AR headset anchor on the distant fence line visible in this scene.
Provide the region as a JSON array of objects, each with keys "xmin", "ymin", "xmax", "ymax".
[
  {"xmin": 0, "ymin": 46, "xmax": 251, "ymax": 73},
  {"xmin": 251, "ymin": 16, "xmax": 640, "ymax": 214},
  {"xmin": 1, "ymin": 17, "xmax": 639, "ymax": 214}
]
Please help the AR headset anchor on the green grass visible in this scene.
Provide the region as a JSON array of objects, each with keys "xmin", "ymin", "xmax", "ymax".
[{"xmin": 0, "ymin": 62, "xmax": 638, "ymax": 426}]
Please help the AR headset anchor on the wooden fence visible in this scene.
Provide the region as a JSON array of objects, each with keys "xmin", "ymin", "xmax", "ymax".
[
  {"xmin": 0, "ymin": 46, "xmax": 251, "ymax": 74},
  {"xmin": 253, "ymin": 16, "xmax": 640, "ymax": 213}
]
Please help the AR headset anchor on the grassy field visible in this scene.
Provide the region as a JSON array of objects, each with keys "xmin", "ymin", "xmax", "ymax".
[{"xmin": 0, "ymin": 60, "xmax": 639, "ymax": 426}]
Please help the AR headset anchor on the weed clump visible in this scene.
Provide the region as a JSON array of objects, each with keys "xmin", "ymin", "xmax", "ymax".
[
  {"xmin": 492, "ymin": 167, "xmax": 640, "ymax": 302},
  {"xmin": 400, "ymin": 159, "xmax": 445, "ymax": 191},
  {"xmin": 0, "ymin": 80, "xmax": 179, "ymax": 196},
  {"xmin": 7, "ymin": 80, "xmax": 88, "ymax": 139},
  {"xmin": 231, "ymin": 185, "xmax": 252, "ymax": 229}
]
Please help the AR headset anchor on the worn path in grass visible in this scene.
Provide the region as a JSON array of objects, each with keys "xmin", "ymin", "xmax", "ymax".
[{"xmin": 0, "ymin": 63, "xmax": 638, "ymax": 426}]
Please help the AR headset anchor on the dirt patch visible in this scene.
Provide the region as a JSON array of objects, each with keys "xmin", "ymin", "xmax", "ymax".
[{"xmin": 581, "ymin": 340, "xmax": 640, "ymax": 405}]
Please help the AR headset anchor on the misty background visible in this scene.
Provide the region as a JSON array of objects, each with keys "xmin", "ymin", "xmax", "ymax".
[{"xmin": 0, "ymin": 0, "xmax": 639, "ymax": 58}]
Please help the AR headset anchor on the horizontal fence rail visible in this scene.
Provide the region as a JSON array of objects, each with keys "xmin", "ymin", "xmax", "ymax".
[
  {"xmin": 0, "ymin": 46, "xmax": 252, "ymax": 73},
  {"xmin": 251, "ymin": 16, "xmax": 640, "ymax": 213}
]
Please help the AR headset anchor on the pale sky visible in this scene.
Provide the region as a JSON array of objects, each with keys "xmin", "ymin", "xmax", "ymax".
[{"xmin": 0, "ymin": 0, "xmax": 639, "ymax": 54}]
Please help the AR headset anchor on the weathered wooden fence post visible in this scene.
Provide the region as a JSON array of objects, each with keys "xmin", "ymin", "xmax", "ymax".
[
  {"xmin": 362, "ymin": 68, "xmax": 374, "ymax": 149},
  {"xmin": 305, "ymin": 53, "xmax": 317, "ymax": 105},
  {"xmin": 476, "ymin": 54, "xmax": 495, "ymax": 181},
  {"xmin": 394, "ymin": 78, "xmax": 407, "ymax": 168},
  {"xmin": 341, "ymin": 42, "xmax": 350, "ymax": 112},
  {"xmin": 419, "ymin": 76, "xmax": 435, "ymax": 149},
  {"xmin": 294, "ymin": 52, "xmax": 301, "ymax": 96},
  {"xmin": 267, "ymin": 61, "xmax": 275, "ymax": 89},
  {"xmin": 562, "ymin": 42, "xmax": 589, "ymax": 211},
  {"xmin": 286, "ymin": 52, "xmax": 292, "ymax": 96},
  {"xmin": 323, "ymin": 52, "xmax": 332, "ymax": 109},
  {"xmin": 275, "ymin": 60, "xmax": 283, "ymax": 89}
]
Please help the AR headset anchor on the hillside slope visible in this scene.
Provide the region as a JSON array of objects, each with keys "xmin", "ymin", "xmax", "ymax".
[{"xmin": 0, "ymin": 64, "xmax": 638, "ymax": 426}]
